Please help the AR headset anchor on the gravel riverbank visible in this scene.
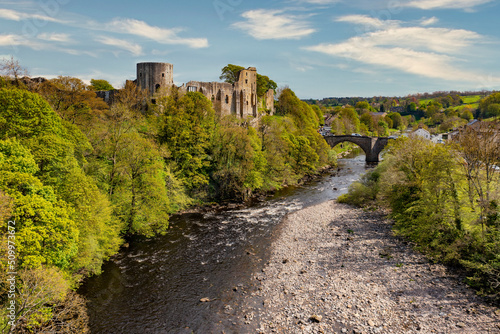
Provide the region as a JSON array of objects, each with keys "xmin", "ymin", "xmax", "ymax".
[{"xmin": 229, "ymin": 201, "xmax": 500, "ymax": 334}]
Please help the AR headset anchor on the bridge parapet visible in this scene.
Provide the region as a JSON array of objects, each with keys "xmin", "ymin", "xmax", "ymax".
[{"xmin": 323, "ymin": 134, "xmax": 391, "ymax": 163}]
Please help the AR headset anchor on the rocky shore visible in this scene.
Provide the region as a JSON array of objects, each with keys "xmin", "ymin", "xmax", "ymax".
[{"xmin": 229, "ymin": 201, "xmax": 500, "ymax": 334}]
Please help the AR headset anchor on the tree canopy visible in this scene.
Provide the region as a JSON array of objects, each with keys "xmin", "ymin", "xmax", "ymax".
[
  {"xmin": 219, "ymin": 64, "xmax": 244, "ymax": 84},
  {"xmin": 90, "ymin": 79, "xmax": 114, "ymax": 91}
]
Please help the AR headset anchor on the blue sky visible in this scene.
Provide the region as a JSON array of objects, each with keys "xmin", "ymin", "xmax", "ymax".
[{"xmin": 0, "ymin": 0, "xmax": 499, "ymax": 98}]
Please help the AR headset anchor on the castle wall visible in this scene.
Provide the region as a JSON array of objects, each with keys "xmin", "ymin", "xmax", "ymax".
[
  {"xmin": 137, "ymin": 62, "xmax": 173, "ymax": 95},
  {"xmin": 265, "ymin": 89, "xmax": 275, "ymax": 113},
  {"xmin": 184, "ymin": 81, "xmax": 235, "ymax": 117},
  {"xmin": 137, "ymin": 63, "xmax": 273, "ymax": 119},
  {"xmin": 234, "ymin": 67, "xmax": 257, "ymax": 118}
]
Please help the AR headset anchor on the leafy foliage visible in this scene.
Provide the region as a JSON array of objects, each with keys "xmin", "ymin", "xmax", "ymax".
[
  {"xmin": 158, "ymin": 91, "xmax": 216, "ymax": 194},
  {"xmin": 90, "ymin": 79, "xmax": 114, "ymax": 91},
  {"xmin": 219, "ymin": 64, "xmax": 244, "ymax": 84},
  {"xmin": 340, "ymin": 132, "xmax": 500, "ymax": 297}
]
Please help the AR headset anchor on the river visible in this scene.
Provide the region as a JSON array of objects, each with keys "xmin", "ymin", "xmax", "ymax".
[{"xmin": 79, "ymin": 155, "xmax": 370, "ymax": 333}]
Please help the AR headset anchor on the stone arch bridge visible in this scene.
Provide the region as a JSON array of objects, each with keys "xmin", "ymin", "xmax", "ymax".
[{"xmin": 323, "ymin": 134, "xmax": 392, "ymax": 163}]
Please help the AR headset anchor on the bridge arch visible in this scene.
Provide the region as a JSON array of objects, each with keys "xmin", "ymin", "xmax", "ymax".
[{"xmin": 323, "ymin": 135, "xmax": 390, "ymax": 163}]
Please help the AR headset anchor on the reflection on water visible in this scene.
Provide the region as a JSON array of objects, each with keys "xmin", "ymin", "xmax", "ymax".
[{"xmin": 79, "ymin": 156, "xmax": 369, "ymax": 333}]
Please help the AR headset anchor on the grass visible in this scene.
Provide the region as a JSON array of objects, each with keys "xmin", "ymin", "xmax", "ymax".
[
  {"xmin": 418, "ymin": 95, "xmax": 483, "ymax": 109},
  {"xmin": 461, "ymin": 95, "xmax": 483, "ymax": 104}
]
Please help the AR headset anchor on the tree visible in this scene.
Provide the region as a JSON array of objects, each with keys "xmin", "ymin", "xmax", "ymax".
[
  {"xmin": 13, "ymin": 267, "xmax": 69, "ymax": 329},
  {"xmin": 339, "ymin": 107, "xmax": 360, "ymax": 134},
  {"xmin": 0, "ymin": 88, "xmax": 121, "ymax": 275},
  {"xmin": 0, "ymin": 88, "xmax": 66, "ymax": 140},
  {"xmin": 387, "ymin": 112, "xmax": 403, "ymax": 129},
  {"xmin": 113, "ymin": 131, "xmax": 174, "ymax": 237},
  {"xmin": 457, "ymin": 121, "xmax": 500, "ymax": 235},
  {"xmin": 460, "ymin": 109, "xmax": 474, "ymax": 121},
  {"xmin": 35, "ymin": 76, "xmax": 109, "ymax": 128},
  {"xmin": 360, "ymin": 113, "xmax": 374, "ymax": 132},
  {"xmin": 0, "ymin": 139, "xmax": 80, "ymax": 270},
  {"xmin": 219, "ymin": 64, "xmax": 244, "ymax": 84},
  {"xmin": 256, "ymin": 74, "xmax": 277, "ymax": 98},
  {"xmin": 158, "ymin": 92, "xmax": 216, "ymax": 194},
  {"xmin": 486, "ymin": 104, "xmax": 500, "ymax": 119},
  {"xmin": 115, "ymin": 80, "xmax": 148, "ymax": 113},
  {"xmin": 479, "ymin": 92, "xmax": 500, "ymax": 118},
  {"xmin": 211, "ymin": 119, "xmax": 266, "ymax": 200},
  {"xmin": 0, "ymin": 56, "xmax": 28, "ymax": 86},
  {"xmin": 355, "ymin": 101, "xmax": 370, "ymax": 112},
  {"xmin": 406, "ymin": 102, "xmax": 417, "ymax": 114},
  {"xmin": 90, "ymin": 79, "xmax": 114, "ymax": 91}
]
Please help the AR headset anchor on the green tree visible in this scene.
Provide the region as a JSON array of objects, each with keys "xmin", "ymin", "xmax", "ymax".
[
  {"xmin": 360, "ymin": 113, "xmax": 374, "ymax": 132},
  {"xmin": 0, "ymin": 88, "xmax": 121, "ymax": 275},
  {"xmin": 113, "ymin": 131, "xmax": 174, "ymax": 237},
  {"xmin": 212, "ymin": 118, "xmax": 266, "ymax": 200},
  {"xmin": 339, "ymin": 107, "xmax": 360, "ymax": 134},
  {"xmin": 0, "ymin": 139, "xmax": 79, "ymax": 270},
  {"xmin": 256, "ymin": 74, "xmax": 277, "ymax": 98},
  {"xmin": 219, "ymin": 64, "xmax": 245, "ymax": 84},
  {"xmin": 460, "ymin": 108, "xmax": 474, "ymax": 121},
  {"xmin": 90, "ymin": 79, "xmax": 114, "ymax": 91},
  {"xmin": 355, "ymin": 101, "xmax": 370, "ymax": 112},
  {"xmin": 387, "ymin": 112, "xmax": 403, "ymax": 129},
  {"xmin": 158, "ymin": 91, "xmax": 216, "ymax": 194}
]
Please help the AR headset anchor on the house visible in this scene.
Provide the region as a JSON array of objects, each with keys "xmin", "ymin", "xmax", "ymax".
[{"xmin": 410, "ymin": 127, "xmax": 431, "ymax": 140}]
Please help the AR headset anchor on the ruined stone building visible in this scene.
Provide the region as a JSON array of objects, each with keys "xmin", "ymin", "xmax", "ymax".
[
  {"xmin": 136, "ymin": 62, "xmax": 173, "ymax": 96},
  {"xmin": 135, "ymin": 62, "xmax": 274, "ymax": 118}
]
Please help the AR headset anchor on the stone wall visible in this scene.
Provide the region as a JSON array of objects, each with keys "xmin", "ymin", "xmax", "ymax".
[
  {"xmin": 182, "ymin": 67, "xmax": 263, "ymax": 118},
  {"xmin": 183, "ymin": 81, "xmax": 235, "ymax": 117},
  {"xmin": 136, "ymin": 62, "xmax": 274, "ymax": 119},
  {"xmin": 265, "ymin": 88, "xmax": 275, "ymax": 113},
  {"xmin": 136, "ymin": 62, "xmax": 173, "ymax": 95}
]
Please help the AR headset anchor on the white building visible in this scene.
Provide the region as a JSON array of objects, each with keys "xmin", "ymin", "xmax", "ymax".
[{"xmin": 410, "ymin": 128, "xmax": 431, "ymax": 140}]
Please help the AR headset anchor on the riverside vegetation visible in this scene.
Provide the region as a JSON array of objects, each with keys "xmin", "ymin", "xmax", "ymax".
[
  {"xmin": 0, "ymin": 60, "xmax": 334, "ymax": 333},
  {"xmin": 338, "ymin": 124, "xmax": 500, "ymax": 300}
]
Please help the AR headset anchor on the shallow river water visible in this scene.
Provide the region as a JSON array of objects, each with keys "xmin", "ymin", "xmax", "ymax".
[{"xmin": 79, "ymin": 155, "xmax": 370, "ymax": 333}]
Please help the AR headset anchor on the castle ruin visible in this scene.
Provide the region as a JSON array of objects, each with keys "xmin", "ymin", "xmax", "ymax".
[
  {"xmin": 137, "ymin": 62, "xmax": 174, "ymax": 96},
  {"xmin": 135, "ymin": 62, "xmax": 274, "ymax": 117}
]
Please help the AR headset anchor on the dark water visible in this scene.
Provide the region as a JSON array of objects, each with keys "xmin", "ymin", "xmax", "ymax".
[{"xmin": 79, "ymin": 155, "xmax": 370, "ymax": 333}]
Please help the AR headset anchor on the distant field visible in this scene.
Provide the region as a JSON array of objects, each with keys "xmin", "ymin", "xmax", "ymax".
[
  {"xmin": 461, "ymin": 95, "xmax": 482, "ymax": 104},
  {"xmin": 418, "ymin": 95, "xmax": 483, "ymax": 110},
  {"xmin": 419, "ymin": 99, "xmax": 433, "ymax": 105}
]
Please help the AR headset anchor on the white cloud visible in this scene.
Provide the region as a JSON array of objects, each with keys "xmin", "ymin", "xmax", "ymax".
[
  {"xmin": 0, "ymin": 8, "xmax": 65, "ymax": 23},
  {"xmin": 307, "ymin": 43, "xmax": 472, "ymax": 81},
  {"xmin": 364, "ymin": 27, "xmax": 480, "ymax": 53},
  {"xmin": 336, "ymin": 15, "xmax": 400, "ymax": 29},
  {"xmin": 405, "ymin": 0, "xmax": 493, "ymax": 10},
  {"xmin": 105, "ymin": 18, "xmax": 209, "ymax": 49},
  {"xmin": 420, "ymin": 16, "xmax": 439, "ymax": 26},
  {"xmin": 0, "ymin": 7, "xmax": 209, "ymax": 50},
  {"xmin": 37, "ymin": 33, "xmax": 71, "ymax": 43},
  {"xmin": 232, "ymin": 9, "xmax": 316, "ymax": 40},
  {"xmin": 0, "ymin": 34, "xmax": 26, "ymax": 46},
  {"xmin": 304, "ymin": 16, "xmax": 498, "ymax": 84},
  {"xmin": 96, "ymin": 36, "xmax": 143, "ymax": 56},
  {"xmin": 0, "ymin": 33, "xmax": 95, "ymax": 57}
]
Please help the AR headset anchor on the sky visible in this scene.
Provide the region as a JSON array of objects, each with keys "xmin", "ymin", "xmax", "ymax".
[{"xmin": 0, "ymin": 0, "xmax": 499, "ymax": 99}]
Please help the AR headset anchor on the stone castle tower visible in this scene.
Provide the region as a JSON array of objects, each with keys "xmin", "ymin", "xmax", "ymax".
[
  {"xmin": 136, "ymin": 62, "xmax": 173, "ymax": 95},
  {"xmin": 135, "ymin": 62, "xmax": 274, "ymax": 117}
]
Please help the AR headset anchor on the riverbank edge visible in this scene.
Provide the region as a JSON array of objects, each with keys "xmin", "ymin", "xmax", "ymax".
[
  {"xmin": 229, "ymin": 200, "xmax": 500, "ymax": 334},
  {"xmin": 176, "ymin": 163, "xmax": 341, "ymax": 215},
  {"xmin": 176, "ymin": 147, "xmax": 362, "ymax": 216}
]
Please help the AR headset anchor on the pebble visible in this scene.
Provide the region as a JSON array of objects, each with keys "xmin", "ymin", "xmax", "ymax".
[{"xmin": 226, "ymin": 201, "xmax": 500, "ymax": 333}]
